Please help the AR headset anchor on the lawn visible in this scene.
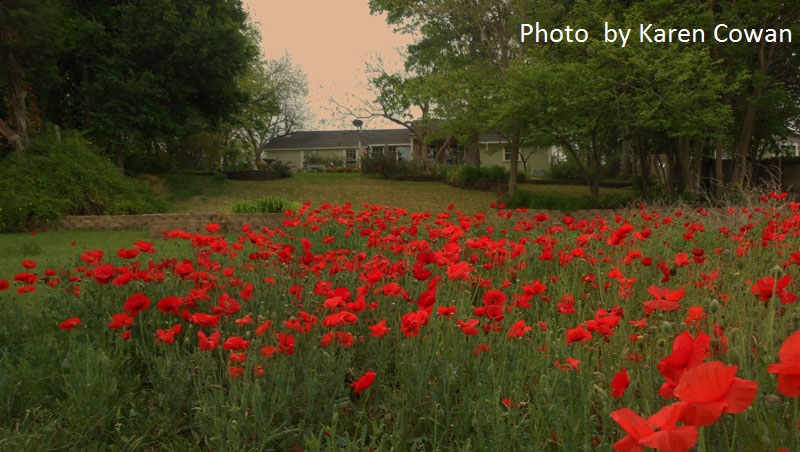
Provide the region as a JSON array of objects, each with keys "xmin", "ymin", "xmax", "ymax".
[{"xmin": 161, "ymin": 172, "xmax": 635, "ymax": 215}]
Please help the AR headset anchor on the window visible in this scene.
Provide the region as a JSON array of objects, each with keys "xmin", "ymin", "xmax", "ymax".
[
  {"xmin": 346, "ymin": 149, "xmax": 357, "ymax": 162},
  {"xmin": 503, "ymin": 147, "xmax": 511, "ymax": 162}
]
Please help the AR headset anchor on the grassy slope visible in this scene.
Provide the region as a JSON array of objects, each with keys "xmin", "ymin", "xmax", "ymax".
[{"xmin": 162, "ymin": 172, "xmax": 633, "ymax": 215}]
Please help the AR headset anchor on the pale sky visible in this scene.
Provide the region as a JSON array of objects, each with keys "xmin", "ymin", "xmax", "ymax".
[{"xmin": 243, "ymin": 1, "xmax": 414, "ymax": 131}]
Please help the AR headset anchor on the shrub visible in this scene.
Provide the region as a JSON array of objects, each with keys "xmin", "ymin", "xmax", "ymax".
[
  {"xmin": 509, "ymin": 189, "xmax": 635, "ymax": 210},
  {"xmin": 0, "ymin": 131, "xmax": 167, "ymax": 232},
  {"xmin": 270, "ymin": 160, "xmax": 293, "ymax": 178},
  {"xmin": 450, "ymin": 165, "xmax": 524, "ymax": 190},
  {"xmin": 543, "ymin": 160, "xmax": 586, "ymax": 181},
  {"xmin": 230, "ymin": 197, "xmax": 300, "ymax": 214},
  {"xmin": 360, "ymin": 154, "xmax": 444, "ymax": 180}
]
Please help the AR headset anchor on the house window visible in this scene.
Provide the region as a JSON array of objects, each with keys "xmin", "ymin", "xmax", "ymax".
[
  {"xmin": 346, "ymin": 149, "xmax": 357, "ymax": 163},
  {"xmin": 503, "ymin": 147, "xmax": 511, "ymax": 162}
]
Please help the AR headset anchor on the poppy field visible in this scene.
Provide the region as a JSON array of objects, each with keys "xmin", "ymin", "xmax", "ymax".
[{"xmin": 2, "ymin": 196, "xmax": 800, "ymax": 451}]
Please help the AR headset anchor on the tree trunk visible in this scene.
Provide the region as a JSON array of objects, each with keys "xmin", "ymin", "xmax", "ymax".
[
  {"xmin": 675, "ymin": 136, "xmax": 692, "ymax": 194},
  {"xmin": 2, "ymin": 53, "xmax": 29, "ymax": 156},
  {"xmin": 637, "ymin": 135, "xmax": 650, "ymax": 199},
  {"xmin": 731, "ymin": 88, "xmax": 763, "ymax": 186},
  {"xmin": 464, "ymin": 130, "xmax": 480, "ymax": 165},
  {"xmin": 507, "ymin": 125, "xmax": 520, "ymax": 201},
  {"xmin": 589, "ymin": 127, "xmax": 601, "ymax": 201},
  {"xmin": 619, "ymin": 139, "xmax": 633, "ymax": 180},
  {"xmin": 714, "ymin": 133, "xmax": 725, "ymax": 198}
]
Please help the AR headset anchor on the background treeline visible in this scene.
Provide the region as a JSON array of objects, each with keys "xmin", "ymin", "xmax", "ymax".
[
  {"xmin": 367, "ymin": 0, "xmax": 800, "ymax": 201},
  {"xmin": 0, "ymin": 0, "xmax": 309, "ymax": 173},
  {"xmin": 0, "ymin": 0, "xmax": 309, "ymax": 230}
]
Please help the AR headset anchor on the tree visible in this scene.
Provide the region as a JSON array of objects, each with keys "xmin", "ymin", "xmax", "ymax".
[
  {"xmin": 233, "ymin": 54, "xmax": 309, "ymax": 169},
  {"xmin": 54, "ymin": 0, "xmax": 259, "ymax": 171},
  {"xmin": 0, "ymin": 0, "xmax": 68, "ymax": 155},
  {"xmin": 370, "ymin": 0, "xmax": 529, "ymax": 198}
]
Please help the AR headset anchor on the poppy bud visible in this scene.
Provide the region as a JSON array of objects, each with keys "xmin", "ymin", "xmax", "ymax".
[
  {"xmin": 656, "ymin": 338, "xmax": 666, "ymax": 348},
  {"xmin": 708, "ymin": 299, "xmax": 720, "ymax": 313},
  {"xmin": 660, "ymin": 320, "xmax": 673, "ymax": 332}
]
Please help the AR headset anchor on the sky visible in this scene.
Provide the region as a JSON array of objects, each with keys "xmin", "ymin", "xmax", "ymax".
[{"xmin": 243, "ymin": 1, "xmax": 414, "ymax": 131}]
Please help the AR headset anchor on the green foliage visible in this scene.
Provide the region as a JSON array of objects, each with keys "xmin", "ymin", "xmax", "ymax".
[
  {"xmin": 544, "ymin": 160, "xmax": 587, "ymax": 181},
  {"xmin": 0, "ymin": 132, "xmax": 167, "ymax": 232},
  {"xmin": 230, "ymin": 197, "xmax": 300, "ymax": 214},
  {"xmin": 269, "ymin": 160, "xmax": 293, "ymax": 179},
  {"xmin": 510, "ymin": 188, "xmax": 636, "ymax": 210},
  {"xmin": 450, "ymin": 165, "xmax": 525, "ymax": 190},
  {"xmin": 360, "ymin": 154, "xmax": 445, "ymax": 180},
  {"xmin": 305, "ymin": 153, "xmax": 344, "ymax": 168}
]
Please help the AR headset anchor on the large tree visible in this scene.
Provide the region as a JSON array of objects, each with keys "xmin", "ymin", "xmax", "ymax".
[
  {"xmin": 51, "ymin": 0, "xmax": 258, "ymax": 170},
  {"xmin": 234, "ymin": 54, "xmax": 310, "ymax": 169}
]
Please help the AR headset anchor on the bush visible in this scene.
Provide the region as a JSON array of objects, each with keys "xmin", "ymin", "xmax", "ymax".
[
  {"xmin": 0, "ymin": 131, "xmax": 167, "ymax": 232},
  {"xmin": 449, "ymin": 165, "xmax": 524, "ymax": 190},
  {"xmin": 360, "ymin": 154, "xmax": 444, "ymax": 180},
  {"xmin": 230, "ymin": 197, "xmax": 300, "ymax": 214},
  {"xmin": 543, "ymin": 161, "xmax": 586, "ymax": 181},
  {"xmin": 509, "ymin": 189, "xmax": 635, "ymax": 210}
]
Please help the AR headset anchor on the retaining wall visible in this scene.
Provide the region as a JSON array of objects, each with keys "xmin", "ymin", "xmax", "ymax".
[{"xmin": 55, "ymin": 213, "xmax": 286, "ymax": 237}]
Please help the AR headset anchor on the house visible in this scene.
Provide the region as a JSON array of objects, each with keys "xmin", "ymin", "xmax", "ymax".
[
  {"xmin": 262, "ymin": 128, "xmax": 553, "ymax": 175},
  {"xmin": 262, "ymin": 129, "xmax": 413, "ymax": 169}
]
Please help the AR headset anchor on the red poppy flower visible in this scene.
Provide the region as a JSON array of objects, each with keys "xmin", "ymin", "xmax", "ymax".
[
  {"xmin": 228, "ymin": 366, "xmax": 245, "ymax": 379},
  {"xmin": 134, "ymin": 241, "xmax": 155, "ymax": 253},
  {"xmin": 80, "ymin": 249, "xmax": 104, "ymax": 265},
  {"xmin": 456, "ymin": 318, "xmax": 480, "ymax": 336},
  {"xmin": 369, "ymin": 319, "xmax": 390, "ymax": 338},
  {"xmin": 643, "ymin": 286, "xmax": 686, "ymax": 315},
  {"xmin": 610, "ymin": 403, "xmax": 698, "ymax": 452},
  {"xmin": 446, "ymin": 261, "xmax": 472, "ymax": 281},
  {"xmin": 255, "ymin": 320, "xmax": 272, "ymax": 336},
  {"xmin": 190, "ymin": 312, "xmax": 220, "ymax": 328},
  {"xmin": 673, "ymin": 361, "xmax": 758, "ymax": 426},
  {"xmin": 565, "ymin": 325, "xmax": 592, "ymax": 344},
  {"xmin": 611, "ymin": 367, "xmax": 630, "ymax": 398},
  {"xmin": 508, "ymin": 319, "xmax": 532, "ymax": 340},
  {"xmin": 198, "ymin": 330, "xmax": 221, "ymax": 350},
  {"xmin": 93, "ymin": 264, "xmax": 116, "ymax": 285},
  {"xmin": 277, "ymin": 333, "xmax": 295, "ymax": 355},
  {"xmin": 156, "ymin": 296, "xmax": 183, "ymax": 314},
  {"xmin": 117, "ymin": 249, "xmax": 140, "ymax": 259},
  {"xmin": 21, "ymin": 260, "xmax": 36, "ymax": 269},
  {"xmin": 155, "ymin": 324, "xmax": 182, "ymax": 344},
  {"xmin": 13, "ymin": 272, "xmax": 38, "ymax": 284},
  {"xmin": 768, "ymin": 330, "xmax": 800, "ymax": 397},
  {"xmin": 222, "ymin": 336, "xmax": 250, "ymax": 351},
  {"xmin": 0, "ymin": 280, "xmax": 8, "ymax": 291},
  {"xmin": 401, "ymin": 308, "xmax": 430, "ymax": 337},
  {"xmin": 124, "ymin": 293, "xmax": 151, "ymax": 315},
  {"xmin": 657, "ymin": 331, "xmax": 710, "ymax": 398},
  {"xmin": 351, "ymin": 370, "xmax": 377, "ymax": 393},
  {"xmin": 229, "ymin": 352, "xmax": 247, "ymax": 363},
  {"xmin": 108, "ymin": 312, "xmax": 135, "ymax": 329},
  {"xmin": 557, "ymin": 293, "xmax": 577, "ymax": 314},
  {"xmin": 751, "ymin": 275, "xmax": 797, "ymax": 304},
  {"xmin": 677, "ymin": 307, "xmax": 701, "ymax": 329},
  {"xmin": 59, "ymin": 317, "xmax": 82, "ymax": 330}
]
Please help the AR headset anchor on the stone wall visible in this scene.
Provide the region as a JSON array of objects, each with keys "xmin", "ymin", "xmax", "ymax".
[{"xmin": 55, "ymin": 213, "xmax": 286, "ymax": 237}]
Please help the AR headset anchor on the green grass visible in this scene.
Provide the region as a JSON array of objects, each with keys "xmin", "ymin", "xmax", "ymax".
[
  {"xmin": 0, "ymin": 230, "xmax": 152, "ymax": 277},
  {"xmin": 162, "ymin": 172, "xmax": 635, "ymax": 215}
]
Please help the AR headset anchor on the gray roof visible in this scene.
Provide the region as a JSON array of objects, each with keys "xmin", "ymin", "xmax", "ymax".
[{"xmin": 264, "ymin": 129, "xmax": 413, "ymax": 150}]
